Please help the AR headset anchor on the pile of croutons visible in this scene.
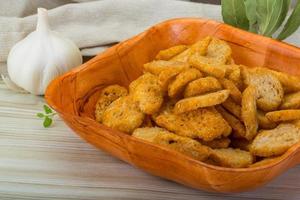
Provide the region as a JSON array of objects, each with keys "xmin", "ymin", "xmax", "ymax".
[{"xmin": 95, "ymin": 36, "xmax": 300, "ymax": 168}]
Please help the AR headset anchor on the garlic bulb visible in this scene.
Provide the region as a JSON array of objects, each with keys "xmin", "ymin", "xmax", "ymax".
[{"xmin": 7, "ymin": 8, "xmax": 82, "ymax": 95}]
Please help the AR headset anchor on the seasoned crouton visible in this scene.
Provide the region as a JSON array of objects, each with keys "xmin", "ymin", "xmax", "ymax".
[
  {"xmin": 102, "ymin": 96, "xmax": 144, "ymax": 133},
  {"xmin": 189, "ymin": 54, "xmax": 227, "ymax": 78},
  {"xmin": 241, "ymin": 85, "xmax": 258, "ymax": 140},
  {"xmin": 257, "ymin": 110, "xmax": 277, "ymax": 129},
  {"xmin": 222, "ymin": 97, "xmax": 241, "ymax": 119},
  {"xmin": 190, "ymin": 36, "xmax": 212, "ymax": 55},
  {"xmin": 243, "ymin": 67, "xmax": 284, "ymax": 111},
  {"xmin": 155, "ymin": 106, "xmax": 232, "ymax": 141},
  {"xmin": 216, "ymin": 106, "xmax": 246, "ymax": 138},
  {"xmin": 280, "ymin": 91, "xmax": 300, "ymax": 109},
  {"xmin": 265, "ymin": 109, "xmax": 300, "ymax": 122},
  {"xmin": 174, "ymin": 90, "xmax": 230, "ymax": 114},
  {"xmin": 228, "ymin": 67, "xmax": 243, "ymax": 90},
  {"xmin": 210, "ymin": 148, "xmax": 254, "ymax": 168},
  {"xmin": 250, "ymin": 123, "xmax": 300, "ymax": 157},
  {"xmin": 143, "ymin": 60, "xmax": 189, "ymax": 75},
  {"xmin": 206, "ymin": 37, "xmax": 232, "ymax": 62},
  {"xmin": 171, "ymin": 36, "xmax": 212, "ymax": 62},
  {"xmin": 155, "ymin": 45, "xmax": 188, "ymax": 60},
  {"xmin": 159, "ymin": 67, "xmax": 192, "ymax": 91},
  {"xmin": 133, "ymin": 127, "xmax": 211, "ymax": 161},
  {"xmin": 95, "ymin": 85, "xmax": 128, "ymax": 122},
  {"xmin": 184, "ymin": 76, "xmax": 222, "ymax": 98},
  {"xmin": 168, "ymin": 68, "xmax": 202, "ymax": 98},
  {"xmin": 265, "ymin": 68, "xmax": 300, "ymax": 92},
  {"xmin": 130, "ymin": 73, "xmax": 163, "ymax": 114},
  {"xmin": 219, "ymin": 78, "xmax": 242, "ymax": 104}
]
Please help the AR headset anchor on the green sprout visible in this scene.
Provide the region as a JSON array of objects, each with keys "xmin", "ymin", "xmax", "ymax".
[{"xmin": 36, "ymin": 104, "xmax": 57, "ymax": 128}]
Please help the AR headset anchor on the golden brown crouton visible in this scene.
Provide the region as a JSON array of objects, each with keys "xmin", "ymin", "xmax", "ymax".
[
  {"xmin": 132, "ymin": 127, "xmax": 211, "ymax": 161},
  {"xmin": 170, "ymin": 48, "xmax": 191, "ymax": 63},
  {"xmin": 171, "ymin": 36, "xmax": 212, "ymax": 62},
  {"xmin": 206, "ymin": 37, "xmax": 232, "ymax": 62},
  {"xmin": 257, "ymin": 110, "xmax": 277, "ymax": 129},
  {"xmin": 210, "ymin": 148, "xmax": 254, "ymax": 168},
  {"xmin": 159, "ymin": 67, "xmax": 190, "ymax": 91},
  {"xmin": 265, "ymin": 109, "xmax": 300, "ymax": 122},
  {"xmin": 102, "ymin": 96, "xmax": 144, "ymax": 133},
  {"xmin": 223, "ymin": 64, "xmax": 240, "ymax": 76},
  {"xmin": 243, "ymin": 67, "xmax": 284, "ymax": 111},
  {"xmin": 250, "ymin": 123, "xmax": 300, "ymax": 157},
  {"xmin": 228, "ymin": 67, "xmax": 243, "ymax": 90},
  {"xmin": 168, "ymin": 68, "xmax": 202, "ymax": 98},
  {"xmin": 155, "ymin": 106, "xmax": 232, "ymax": 141},
  {"xmin": 222, "ymin": 97, "xmax": 241, "ymax": 119},
  {"xmin": 174, "ymin": 90, "xmax": 230, "ymax": 114},
  {"xmin": 130, "ymin": 73, "xmax": 163, "ymax": 114},
  {"xmin": 190, "ymin": 36, "xmax": 212, "ymax": 55},
  {"xmin": 184, "ymin": 76, "xmax": 222, "ymax": 98},
  {"xmin": 155, "ymin": 45, "xmax": 188, "ymax": 60},
  {"xmin": 143, "ymin": 60, "xmax": 189, "ymax": 75},
  {"xmin": 265, "ymin": 68, "xmax": 300, "ymax": 92},
  {"xmin": 189, "ymin": 53, "xmax": 227, "ymax": 78},
  {"xmin": 280, "ymin": 91, "xmax": 300, "ymax": 109},
  {"xmin": 95, "ymin": 85, "xmax": 128, "ymax": 122},
  {"xmin": 219, "ymin": 78, "xmax": 242, "ymax": 104},
  {"xmin": 242, "ymin": 85, "xmax": 258, "ymax": 140},
  {"xmin": 216, "ymin": 106, "xmax": 246, "ymax": 138}
]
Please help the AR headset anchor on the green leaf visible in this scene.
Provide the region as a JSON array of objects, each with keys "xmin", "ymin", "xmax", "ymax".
[
  {"xmin": 43, "ymin": 104, "xmax": 52, "ymax": 114},
  {"xmin": 244, "ymin": 0, "xmax": 257, "ymax": 33},
  {"xmin": 36, "ymin": 113, "xmax": 44, "ymax": 118},
  {"xmin": 256, "ymin": 0, "xmax": 290, "ymax": 37},
  {"xmin": 43, "ymin": 116, "xmax": 53, "ymax": 128},
  {"xmin": 277, "ymin": 0, "xmax": 300, "ymax": 40},
  {"xmin": 221, "ymin": 0, "xmax": 249, "ymax": 30}
]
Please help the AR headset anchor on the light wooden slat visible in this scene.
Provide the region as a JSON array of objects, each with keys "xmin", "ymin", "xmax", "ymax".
[{"xmin": 1, "ymin": 79, "xmax": 300, "ymax": 200}]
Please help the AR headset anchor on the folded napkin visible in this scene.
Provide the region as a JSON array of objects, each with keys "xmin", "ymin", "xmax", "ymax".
[{"xmin": 0, "ymin": 0, "xmax": 299, "ymax": 75}]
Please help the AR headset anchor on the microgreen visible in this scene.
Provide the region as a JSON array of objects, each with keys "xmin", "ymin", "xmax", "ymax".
[{"xmin": 36, "ymin": 104, "xmax": 56, "ymax": 128}]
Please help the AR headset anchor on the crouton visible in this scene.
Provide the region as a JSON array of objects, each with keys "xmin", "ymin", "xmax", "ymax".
[
  {"xmin": 133, "ymin": 127, "xmax": 211, "ymax": 161},
  {"xmin": 250, "ymin": 123, "xmax": 300, "ymax": 157},
  {"xmin": 95, "ymin": 85, "xmax": 128, "ymax": 122},
  {"xmin": 174, "ymin": 90, "xmax": 230, "ymax": 114},
  {"xmin": 210, "ymin": 148, "xmax": 254, "ymax": 168}
]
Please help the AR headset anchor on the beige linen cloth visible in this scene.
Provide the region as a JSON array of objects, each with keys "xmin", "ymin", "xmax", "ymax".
[{"xmin": 0, "ymin": 0, "xmax": 299, "ymax": 76}]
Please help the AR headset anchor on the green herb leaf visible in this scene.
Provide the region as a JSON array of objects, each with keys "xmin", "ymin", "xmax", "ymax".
[
  {"xmin": 36, "ymin": 113, "xmax": 44, "ymax": 118},
  {"xmin": 277, "ymin": 0, "xmax": 300, "ymax": 40},
  {"xmin": 43, "ymin": 104, "xmax": 52, "ymax": 114},
  {"xmin": 256, "ymin": 0, "xmax": 290, "ymax": 37},
  {"xmin": 244, "ymin": 0, "xmax": 257, "ymax": 33},
  {"xmin": 43, "ymin": 116, "xmax": 53, "ymax": 128},
  {"xmin": 221, "ymin": 0, "xmax": 249, "ymax": 30}
]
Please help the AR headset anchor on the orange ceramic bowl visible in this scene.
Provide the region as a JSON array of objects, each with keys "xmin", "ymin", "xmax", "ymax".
[{"xmin": 45, "ymin": 18, "xmax": 300, "ymax": 193}]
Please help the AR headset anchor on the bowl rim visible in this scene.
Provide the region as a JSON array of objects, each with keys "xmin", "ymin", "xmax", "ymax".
[{"xmin": 45, "ymin": 17, "xmax": 300, "ymax": 172}]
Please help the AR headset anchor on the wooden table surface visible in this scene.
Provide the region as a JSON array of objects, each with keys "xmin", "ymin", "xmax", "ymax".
[{"xmin": 1, "ymin": 78, "xmax": 300, "ymax": 200}]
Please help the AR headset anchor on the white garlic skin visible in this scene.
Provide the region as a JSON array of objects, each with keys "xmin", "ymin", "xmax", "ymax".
[{"xmin": 7, "ymin": 8, "xmax": 82, "ymax": 95}]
